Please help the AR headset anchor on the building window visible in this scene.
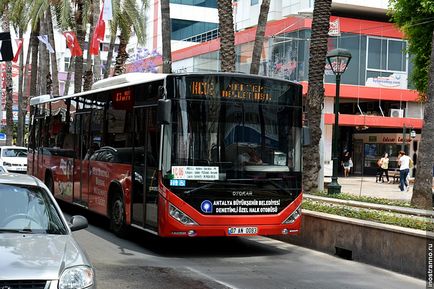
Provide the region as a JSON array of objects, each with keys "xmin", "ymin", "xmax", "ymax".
[
  {"xmin": 64, "ymin": 57, "xmax": 70, "ymax": 71},
  {"xmin": 170, "ymin": 0, "xmax": 217, "ymax": 8},
  {"xmin": 366, "ymin": 37, "xmax": 408, "ymax": 88},
  {"xmin": 251, "ymin": 0, "xmax": 258, "ymax": 5}
]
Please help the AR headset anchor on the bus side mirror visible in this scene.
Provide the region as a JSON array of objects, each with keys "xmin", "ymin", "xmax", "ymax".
[
  {"xmin": 158, "ymin": 99, "xmax": 171, "ymax": 125},
  {"xmin": 303, "ymin": 126, "xmax": 311, "ymax": 146}
]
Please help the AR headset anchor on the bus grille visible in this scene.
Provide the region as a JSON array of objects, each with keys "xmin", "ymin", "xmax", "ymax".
[{"xmin": 0, "ymin": 280, "xmax": 47, "ymax": 289}]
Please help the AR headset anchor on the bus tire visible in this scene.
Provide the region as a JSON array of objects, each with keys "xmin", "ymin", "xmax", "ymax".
[
  {"xmin": 45, "ymin": 172, "xmax": 54, "ymax": 194},
  {"xmin": 110, "ymin": 191, "xmax": 128, "ymax": 237}
]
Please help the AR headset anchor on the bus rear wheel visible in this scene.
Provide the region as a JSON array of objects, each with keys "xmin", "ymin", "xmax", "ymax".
[{"xmin": 110, "ymin": 192, "xmax": 128, "ymax": 237}]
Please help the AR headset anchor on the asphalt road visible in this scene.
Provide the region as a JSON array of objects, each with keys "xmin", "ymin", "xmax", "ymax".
[{"xmin": 66, "ymin": 211, "xmax": 425, "ymax": 289}]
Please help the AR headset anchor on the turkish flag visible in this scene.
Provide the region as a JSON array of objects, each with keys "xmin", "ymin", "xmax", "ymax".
[
  {"xmin": 90, "ymin": 7, "xmax": 105, "ymax": 55},
  {"xmin": 63, "ymin": 31, "xmax": 83, "ymax": 57}
]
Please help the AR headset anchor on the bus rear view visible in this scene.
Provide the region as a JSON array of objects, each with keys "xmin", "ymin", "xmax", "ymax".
[{"xmin": 158, "ymin": 74, "xmax": 303, "ymax": 237}]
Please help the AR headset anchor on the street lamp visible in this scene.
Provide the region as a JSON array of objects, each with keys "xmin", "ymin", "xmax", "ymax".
[{"xmin": 326, "ymin": 48, "xmax": 352, "ymax": 194}]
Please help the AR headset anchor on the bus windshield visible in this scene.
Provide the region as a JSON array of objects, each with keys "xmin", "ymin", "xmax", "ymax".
[{"xmin": 163, "ymin": 99, "xmax": 302, "ymax": 181}]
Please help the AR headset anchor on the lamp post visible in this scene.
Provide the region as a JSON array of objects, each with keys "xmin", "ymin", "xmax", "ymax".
[{"xmin": 326, "ymin": 48, "xmax": 352, "ymax": 194}]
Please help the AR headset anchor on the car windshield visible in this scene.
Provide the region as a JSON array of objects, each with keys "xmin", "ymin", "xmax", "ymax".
[
  {"xmin": 2, "ymin": 148, "xmax": 28, "ymax": 158},
  {"xmin": 0, "ymin": 184, "xmax": 67, "ymax": 234}
]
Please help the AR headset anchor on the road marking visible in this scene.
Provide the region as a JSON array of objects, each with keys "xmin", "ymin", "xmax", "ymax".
[{"xmin": 186, "ymin": 266, "xmax": 239, "ymax": 289}]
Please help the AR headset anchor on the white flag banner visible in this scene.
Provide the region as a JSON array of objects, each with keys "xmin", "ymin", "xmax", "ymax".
[
  {"xmin": 103, "ymin": 0, "xmax": 113, "ymax": 21},
  {"xmin": 329, "ymin": 19, "xmax": 341, "ymax": 37},
  {"xmin": 37, "ymin": 35, "xmax": 55, "ymax": 53}
]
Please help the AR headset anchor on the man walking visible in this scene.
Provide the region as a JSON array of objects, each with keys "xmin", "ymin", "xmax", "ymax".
[{"xmin": 397, "ymin": 150, "xmax": 411, "ymax": 192}]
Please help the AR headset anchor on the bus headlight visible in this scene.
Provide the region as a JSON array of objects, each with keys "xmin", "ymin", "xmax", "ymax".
[
  {"xmin": 59, "ymin": 265, "xmax": 94, "ymax": 289},
  {"xmin": 169, "ymin": 204, "xmax": 198, "ymax": 226},
  {"xmin": 283, "ymin": 205, "xmax": 301, "ymax": 224}
]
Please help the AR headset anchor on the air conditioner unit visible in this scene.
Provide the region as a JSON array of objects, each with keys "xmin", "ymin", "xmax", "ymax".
[{"xmin": 390, "ymin": 109, "xmax": 404, "ymax": 118}]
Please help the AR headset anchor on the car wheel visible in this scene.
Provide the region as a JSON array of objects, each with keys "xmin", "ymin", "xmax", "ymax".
[{"xmin": 110, "ymin": 192, "xmax": 128, "ymax": 237}]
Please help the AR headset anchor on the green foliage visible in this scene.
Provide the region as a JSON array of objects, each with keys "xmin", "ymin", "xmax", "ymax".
[
  {"xmin": 303, "ymin": 199, "xmax": 434, "ymax": 231},
  {"xmin": 389, "ymin": 0, "xmax": 434, "ymax": 98},
  {"xmin": 311, "ymin": 191, "xmax": 412, "ymax": 207}
]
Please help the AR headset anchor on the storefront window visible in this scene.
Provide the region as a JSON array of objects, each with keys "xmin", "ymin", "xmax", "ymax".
[{"xmin": 364, "ymin": 143, "xmax": 409, "ymax": 169}]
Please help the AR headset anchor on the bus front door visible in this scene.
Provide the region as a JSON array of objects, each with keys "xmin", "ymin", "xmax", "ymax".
[
  {"xmin": 73, "ymin": 112, "xmax": 91, "ymax": 207},
  {"xmin": 131, "ymin": 106, "xmax": 159, "ymax": 230}
]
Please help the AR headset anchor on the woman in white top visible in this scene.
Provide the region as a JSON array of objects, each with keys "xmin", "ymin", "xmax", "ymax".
[{"xmin": 398, "ymin": 150, "xmax": 411, "ymax": 191}]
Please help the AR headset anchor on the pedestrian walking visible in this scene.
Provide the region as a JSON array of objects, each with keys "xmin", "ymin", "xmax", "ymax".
[
  {"xmin": 398, "ymin": 150, "xmax": 411, "ymax": 192},
  {"xmin": 341, "ymin": 151, "xmax": 352, "ymax": 177},
  {"xmin": 377, "ymin": 153, "xmax": 390, "ymax": 183}
]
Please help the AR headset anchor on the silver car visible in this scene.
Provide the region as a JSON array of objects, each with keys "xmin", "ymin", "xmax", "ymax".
[{"xmin": 0, "ymin": 173, "xmax": 95, "ymax": 289}]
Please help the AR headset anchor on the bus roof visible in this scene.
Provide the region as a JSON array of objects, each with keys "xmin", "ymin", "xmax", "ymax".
[
  {"xmin": 30, "ymin": 72, "xmax": 169, "ymax": 106},
  {"xmin": 30, "ymin": 72, "xmax": 301, "ymax": 106}
]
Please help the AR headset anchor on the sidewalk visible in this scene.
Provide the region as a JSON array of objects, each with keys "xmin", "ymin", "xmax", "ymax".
[{"xmin": 324, "ymin": 176, "xmax": 413, "ymax": 201}]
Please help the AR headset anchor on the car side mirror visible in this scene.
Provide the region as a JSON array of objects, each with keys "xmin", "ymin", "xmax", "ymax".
[
  {"xmin": 303, "ymin": 126, "xmax": 311, "ymax": 146},
  {"xmin": 157, "ymin": 99, "xmax": 171, "ymax": 125},
  {"xmin": 69, "ymin": 215, "xmax": 88, "ymax": 232}
]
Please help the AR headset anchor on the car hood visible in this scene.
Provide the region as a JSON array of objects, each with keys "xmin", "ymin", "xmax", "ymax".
[
  {"xmin": 1, "ymin": 156, "xmax": 27, "ymax": 164},
  {"xmin": 0, "ymin": 233, "xmax": 90, "ymax": 280}
]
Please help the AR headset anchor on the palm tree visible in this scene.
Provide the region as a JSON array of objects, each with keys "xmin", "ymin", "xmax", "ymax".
[
  {"xmin": 303, "ymin": 0, "xmax": 332, "ymax": 192},
  {"xmin": 217, "ymin": 0, "xmax": 235, "ymax": 72},
  {"xmin": 29, "ymin": 22, "xmax": 40, "ymax": 102},
  {"xmin": 112, "ymin": 0, "xmax": 147, "ymax": 76},
  {"xmin": 250, "ymin": 0, "xmax": 270, "ymax": 75},
  {"xmin": 83, "ymin": 0, "xmax": 97, "ymax": 91},
  {"xmin": 161, "ymin": 0, "xmax": 172, "ymax": 73},
  {"xmin": 9, "ymin": 0, "xmax": 29, "ymax": 146},
  {"xmin": 74, "ymin": 0, "xmax": 85, "ymax": 93},
  {"xmin": 103, "ymin": 30, "xmax": 116, "ymax": 78},
  {"xmin": 411, "ymin": 29, "xmax": 434, "ymax": 209}
]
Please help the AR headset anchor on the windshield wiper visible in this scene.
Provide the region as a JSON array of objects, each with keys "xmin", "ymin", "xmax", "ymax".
[
  {"xmin": 0, "ymin": 228, "xmax": 34, "ymax": 234},
  {"xmin": 184, "ymin": 183, "xmax": 214, "ymax": 194}
]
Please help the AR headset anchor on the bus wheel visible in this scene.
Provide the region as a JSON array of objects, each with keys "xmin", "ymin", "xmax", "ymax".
[
  {"xmin": 110, "ymin": 193, "xmax": 128, "ymax": 237},
  {"xmin": 45, "ymin": 173, "xmax": 54, "ymax": 194}
]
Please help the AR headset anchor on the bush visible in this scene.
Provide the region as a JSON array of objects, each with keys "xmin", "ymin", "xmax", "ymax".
[{"xmin": 303, "ymin": 199, "xmax": 433, "ymax": 232}]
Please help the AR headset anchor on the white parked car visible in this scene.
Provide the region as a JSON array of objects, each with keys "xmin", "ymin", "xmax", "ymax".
[
  {"xmin": 0, "ymin": 173, "xmax": 95, "ymax": 288},
  {"xmin": 0, "ymin": 146, "xmax": 28, "ymax": 173}
]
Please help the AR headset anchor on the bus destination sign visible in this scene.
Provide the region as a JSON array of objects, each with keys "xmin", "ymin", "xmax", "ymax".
[
  {"xmin": 112, "ymin": 88, "xmax": 134, "ymax": 109},
  {"xmin": 190, "ymin": 80, "xmax": 272, "ymax": 101}
]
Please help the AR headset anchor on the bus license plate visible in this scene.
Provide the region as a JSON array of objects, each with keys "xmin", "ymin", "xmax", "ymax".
[{"xmin": 228, "ymin": 227, "xmax": 258, "ymax": 235}]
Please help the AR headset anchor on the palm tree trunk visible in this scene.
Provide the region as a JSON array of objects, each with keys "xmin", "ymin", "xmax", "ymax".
[
  {"xmin": 2, "ymin": 6, "xmax": 13, "ymax": 145},
  {"xmin": 47, "ymin": 8, "xmax": 59, "ymax": 96},
  {"xmin": 74, "ymin": 0, "xmax": 85, "ymax": 93},
  {"xmin": 250, "ymin": 0, "xmax": 270, "ymax": 75},
  {"xmin": 411, "ymin": 29, "xmax": 434, "ymax": 209},
  {"xmin": 83, "ymin": 1, "xmax": 99, "ymax": 91},
  {"xmin": 217, "ymin": 0, "xmax": 235, "ymax": 72},
  {"xmin": 104, "ymin": 33, "xmax": 116, "ymax": 79},
  {"xmin": 29, "ymin": 22, "xmax": 40, "ymax": 100},
  {"xmin": 113, "ymin": 33, "xmax": 129, "ymax": 76},
  {"xmin": 303, "ymin": 0, "xmax": 332, "ymax": 193},
  {"xmin": 161, "ymin": 0, "xmax": 172, "ymax": 73},
  {"xmin": 17, "ymin": 30, "xmax": 25, "ymax": 146}
]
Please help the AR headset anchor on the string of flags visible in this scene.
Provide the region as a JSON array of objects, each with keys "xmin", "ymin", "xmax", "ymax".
[{"xmin": 2, "ymin": 0, "xmax": 114, "ymax": 63}]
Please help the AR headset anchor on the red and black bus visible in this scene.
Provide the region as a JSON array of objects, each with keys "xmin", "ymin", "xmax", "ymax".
[{"xmin": 28, "ymin": 72, "xmax": 304, "ymax": 237}]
